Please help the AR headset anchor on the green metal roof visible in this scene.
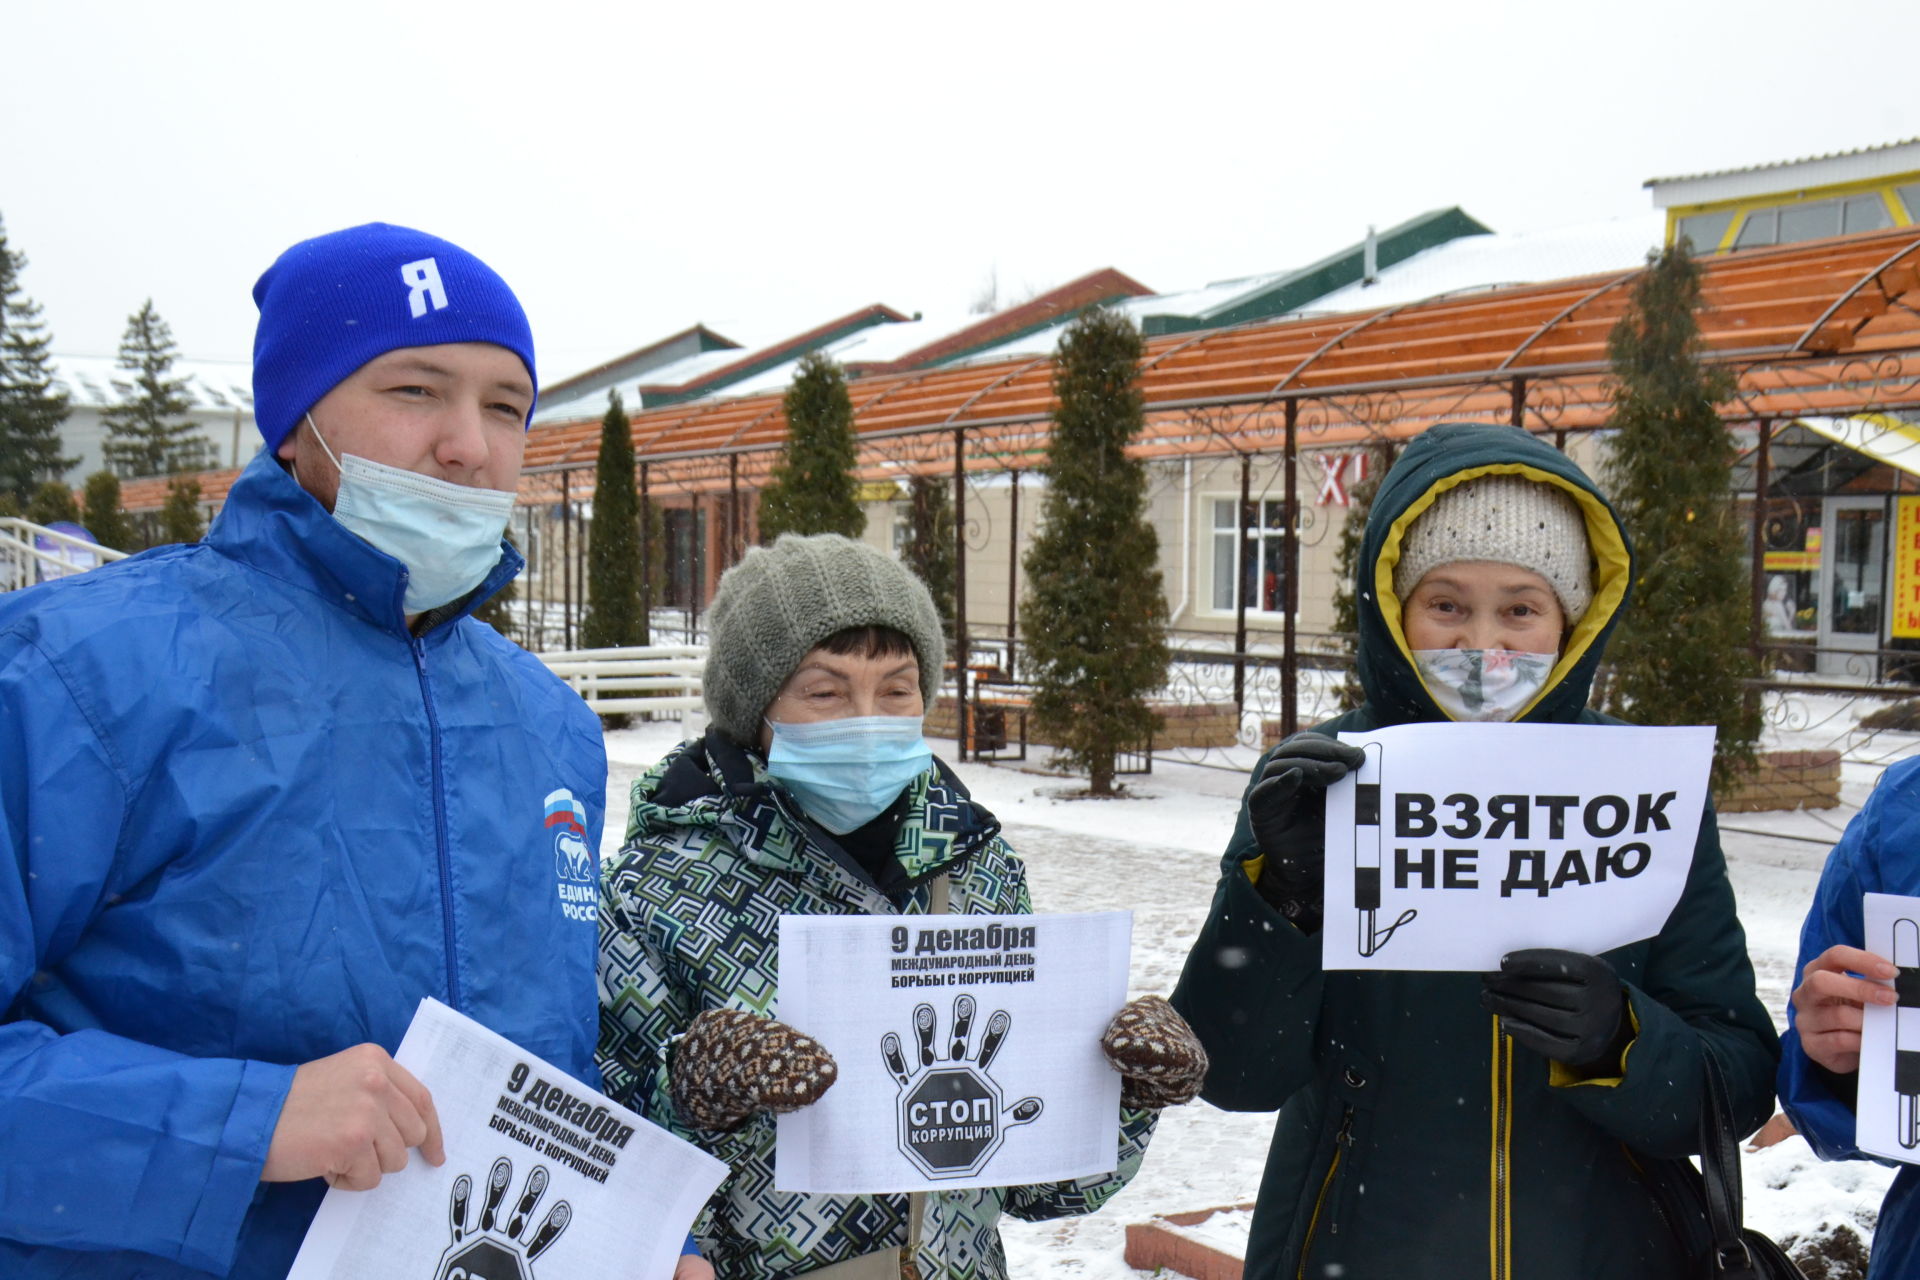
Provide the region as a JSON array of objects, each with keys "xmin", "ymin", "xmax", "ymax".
[{"xmin": 1141, "ymin": 207, "xmax": 1493, "ymax": 336}]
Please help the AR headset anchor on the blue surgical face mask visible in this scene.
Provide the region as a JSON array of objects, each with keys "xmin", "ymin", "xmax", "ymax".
[
  {"xmin": 763, "ymin": 715, "xmax": 934, "ymax": 835},
  {"xmin": 303, "ymin": 412, "xmax": 515, "ymax": 613}
]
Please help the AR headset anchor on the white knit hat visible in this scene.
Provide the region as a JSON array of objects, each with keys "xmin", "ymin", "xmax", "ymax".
[{"xmin": 1392, "ymin": 474, "xmax": 1593, "ymax": 623}]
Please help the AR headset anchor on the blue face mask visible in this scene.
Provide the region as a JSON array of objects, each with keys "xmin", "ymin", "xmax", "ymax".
[
  {"xmin": 304, "ymin": 412, "xmax": 515, "ymax": 613},
  {"xmin": 764, "ymin": 715, "xmax": 934, "ymax": 835}
]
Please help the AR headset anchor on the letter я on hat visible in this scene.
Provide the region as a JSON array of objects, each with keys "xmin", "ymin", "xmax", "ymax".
[{"xmin": 250, "ymin": 221, "xmax": 538, "ymax": 451}]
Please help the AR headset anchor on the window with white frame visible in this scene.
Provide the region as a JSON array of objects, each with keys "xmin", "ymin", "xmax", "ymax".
[{"xmin": 1211, "ymin": 497, "xmax": 1289, "ymax": 613}]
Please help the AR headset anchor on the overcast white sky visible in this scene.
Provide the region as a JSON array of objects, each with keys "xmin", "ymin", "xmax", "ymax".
[{"xmin": 4, "ymin": 0, "xmax": 1918, "ymax": 387}]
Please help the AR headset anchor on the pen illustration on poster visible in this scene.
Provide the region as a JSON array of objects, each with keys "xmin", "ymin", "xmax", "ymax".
[
  {"xmin": 883, "ymin": 996, "xmax": 1044, "ymax": 1180},
  {"xmin": 1897, "ymin": 918, "xmax": 1920, "ymax": 1151},
  {"xmin": 1349, "ymin": 742, "xmax": 1417, "ymax": 957},
  {"xmin": 1832, "ymin": 893, "xmax": 1920, "ymax": 1167}
]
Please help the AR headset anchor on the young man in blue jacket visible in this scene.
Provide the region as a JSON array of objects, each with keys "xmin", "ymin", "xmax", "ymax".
[
  {"xmin": 0, "ymin": 224, "xmax": 705, "ymax": 1278},
  {"xmin": 1782, "ymin": 755, "xmax": 1920, "ymax": 1278}
]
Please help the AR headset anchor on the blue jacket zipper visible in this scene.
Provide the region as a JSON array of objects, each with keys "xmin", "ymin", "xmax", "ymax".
[{"xmin": 413, "ymin": 633, "xmax": 464, "ymax": 1011}]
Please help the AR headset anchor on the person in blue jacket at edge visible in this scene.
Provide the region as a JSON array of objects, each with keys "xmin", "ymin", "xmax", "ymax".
[
  {"xmin": 0, "ymin": 223, "xmax": 707, "ymax": 1278},
  {"xmin": 1781, "ymin": 755, "xmax": 1920, "ymax": 1278}
]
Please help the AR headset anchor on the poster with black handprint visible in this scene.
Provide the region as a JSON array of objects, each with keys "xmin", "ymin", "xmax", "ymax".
[
  {"xmin": 432, "ymin": 1159, "xmax": 569, "ymax": 1280},
  {"xmin": 288, "ymin": 999, "xmax": 727, "ymax": 1280},
  {"xmin": 776, "ymin": 911, "xmax": 1129, "ymax": 1193}
]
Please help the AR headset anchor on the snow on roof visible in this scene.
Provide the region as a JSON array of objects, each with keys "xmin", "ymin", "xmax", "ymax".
[
  {"xmin": 637, "ymin": 313, "xmax": 975, "ymax": 404},
  {"xmin": 530, "ymin": 347, "xmax": 743, "ymax": 424},
  {"xmin": 50, "ymin": 354, "xmax": 253, "ymax": 414},
  {"xmin": 1647, "ymin": 138, "xmax": 1920, "ymax": 188},
  {"xmin": 531, "ymin": 214, "xmax": 1663, "ymax": 417},
  {"xmin": 945, "ymin": 213, "xmax": 1665, "ymax": 366},
  {"xmin": 1647, "ymin": 139, "xmax": 1920, "ymax": 209},
  {"xmin": 1293, "ymin": 213, "xmax": 1663, "ymax": 314},
  {"xmin": 934, "ymin": 290, "xmax": 1201, "ymax": 367},
  {"xmin": 531, "ymin": 311, "xmax": 997, "ymax": 424},
  {"xmin": 837, "ymin": 309, "xmax": 978, "ymax": 364},
  {"xmin": 1133, "ymin": 270, "xmax": 1298, "ymax": 324}
]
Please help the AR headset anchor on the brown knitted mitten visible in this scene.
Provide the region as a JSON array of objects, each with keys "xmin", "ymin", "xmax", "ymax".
[
  {"xmin": 670, "ymin": 1008, "xmax": 839, "ymax": 1132},
  {"xmin": 1100, "ymin": 994, "xmax": 1209, "ymax": 1110}
]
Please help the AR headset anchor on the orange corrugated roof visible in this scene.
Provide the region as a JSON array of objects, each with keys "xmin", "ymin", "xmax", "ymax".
[
  {"xmin": 121, "ymin": 468, "xmax": 243, "ymax": 513},
  {"xmin": 126, "ymin": 228, "xmax": 1920, "ymax": 511},
  {"xmin": 515, "ymin": 226, "xmax": 1920, "ymax": 494}
]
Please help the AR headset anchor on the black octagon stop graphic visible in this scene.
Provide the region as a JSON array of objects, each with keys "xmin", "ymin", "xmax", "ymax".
[
  {"xmin": 899, "ymin": 1065, "xmax": 1004, "ymax": 1178},
  {"xmin": 436, "ymin": 1238, "xmax": 529, "ymax": 1280}
]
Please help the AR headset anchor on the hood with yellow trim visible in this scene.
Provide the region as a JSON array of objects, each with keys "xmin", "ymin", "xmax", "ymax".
[{"xmin": 1354, "ymin": 423, "xmax": 1634, "ymax": 726}]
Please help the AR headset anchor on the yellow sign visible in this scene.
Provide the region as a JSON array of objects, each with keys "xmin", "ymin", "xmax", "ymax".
[
  {"xmin": 1763, "ymin": 526, "xmax": 1823, "ymax": 573},
  {"xmin": 856, "ymin": 481, "xmax": 904, "ymax": 503},
  {"xmin": 1895, "ymin": 498, "xmax": 1920, "ymax": 639}
]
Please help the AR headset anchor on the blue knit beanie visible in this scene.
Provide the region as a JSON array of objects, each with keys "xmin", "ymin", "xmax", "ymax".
[{"xmin": 250, "ymin": 222, "xmax": 537, "ymax": 451}]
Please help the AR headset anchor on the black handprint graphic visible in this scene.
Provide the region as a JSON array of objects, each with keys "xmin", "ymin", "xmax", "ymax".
[
  {"xmin": 881, "ymin": 995, "xmax": 1042, "ymax": 1179},
  {"xmin": 433, "ymin": 1157, "xmax": 570, "ymax": 1280}
]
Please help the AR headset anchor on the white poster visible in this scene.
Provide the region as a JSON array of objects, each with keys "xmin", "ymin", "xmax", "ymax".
[
  {"xmin": 1321, "ymin": 722, "xmax": 1713, "ymax": 972},
  {"xmin": 776, "ymin": 911, "xmax": 1130, "ymax": 1194},
  {"xmin": 288, "ymin": 999, "xmax": 726, "ymax": 1280},
  {"xmin": 1855, "ymin": 893, "xmax": 1920, "ymax": 1164}
]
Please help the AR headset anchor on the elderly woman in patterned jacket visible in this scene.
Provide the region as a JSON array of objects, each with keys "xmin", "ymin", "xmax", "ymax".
[{"xmin": 598, "ymin": 532, "xmax": 1206, "ymax": 1280}]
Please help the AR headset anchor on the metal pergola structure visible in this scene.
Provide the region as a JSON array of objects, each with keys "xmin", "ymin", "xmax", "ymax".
[
  {"xmin": 124, "ymin": 228, "xmax": 1920, "ymax": 747},
  {"xmin": 488, "ymin": 228, "xmax": 1920, "ymax": 749}
]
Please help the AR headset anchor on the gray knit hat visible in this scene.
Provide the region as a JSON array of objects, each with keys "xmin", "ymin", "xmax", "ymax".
[
  {"xmin": 703, "ymin": 533, "xmax": 947, "ymax": 745},
  {"xmin": 1392, "ymin": 474, "xmax": 1594, "ymax": 623}
]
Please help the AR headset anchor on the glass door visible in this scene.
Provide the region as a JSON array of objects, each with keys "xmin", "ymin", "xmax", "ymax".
[{"xmin": 1817, "ymin": 497, "xmax": 1888, "ymax": 677}]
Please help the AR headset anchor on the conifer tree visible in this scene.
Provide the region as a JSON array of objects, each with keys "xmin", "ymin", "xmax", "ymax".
[
  {"xmin": 0, "ymin": 213, "xmax": 75, "ymax": 504},
  {"xmin": 26, "ymin": 480, "xmax": 78, "ymax": 527},
  {"xmin": 102, "ymin": 300, "xmax": 206, "ymax": 478},
  {"xmin": 80, "ymin": 470, "xmax": 133, "ymax": 552},
  {"xmin": 757, "ymin": 353, "xmax": 863, "ymax": 541},
  {"xmin": 582, "ymin": 390, "xmax": 646, "ymax": 654},
  {"xmin": 1329, "ymin": 438, "xmax": 1398, "ymax": 711},
  {"xmin": 903, "ymin": 474, "xmax": 956, "ymax": 635},
  {"xmin": 155, "ymin": 476, "xmax": 205, "ymax": 545},
  {"xmin": 1600, "ymin": 244, "xmax": 1760, "ymax": 788},
  {"xmin": 1020, "ymin": 307, "xmax": 1170, "ymax": 795}
]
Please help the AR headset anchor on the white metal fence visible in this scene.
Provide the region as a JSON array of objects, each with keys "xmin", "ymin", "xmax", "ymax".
[
  {"xmin": 537, "ymin": 644, "xmax": 705, "ymax": 717},
  {"xmin": 0, "ymin": 518, "xmax": 130, "ymax": 592}
]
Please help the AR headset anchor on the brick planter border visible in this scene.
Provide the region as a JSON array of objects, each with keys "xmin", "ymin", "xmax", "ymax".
[{"xmin": 1122, "ymin": 1203, "xmax": 1255, "ymax": 1280}]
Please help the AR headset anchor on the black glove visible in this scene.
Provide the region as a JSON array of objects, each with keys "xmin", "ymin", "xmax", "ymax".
[
  {"xmin": 1481, "ymin": 949, "xmax": 1631, "ymax": 1072},
  {"xmin": 1245, "ymin": 732, "xmax": 1367, "ymax": 933}
]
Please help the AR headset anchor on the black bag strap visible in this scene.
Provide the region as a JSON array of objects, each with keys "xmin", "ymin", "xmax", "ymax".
[{"xmin": 1697, "ymin": 1045, "xmax": 1754, "ymax": 1275}]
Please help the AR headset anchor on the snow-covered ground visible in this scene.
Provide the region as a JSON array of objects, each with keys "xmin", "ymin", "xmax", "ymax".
[{"xmin": 601, "ymin": 714, "xmax": 1917, "ymax": 1277}]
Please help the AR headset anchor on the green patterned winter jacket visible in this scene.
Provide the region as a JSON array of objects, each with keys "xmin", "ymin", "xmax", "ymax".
[{"xmin": 598, "ymin": 730, "xmax": 1156, "ymax": 1280}]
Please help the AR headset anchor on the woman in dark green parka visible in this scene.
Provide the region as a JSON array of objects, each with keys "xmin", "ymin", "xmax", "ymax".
[{"xmin": 1172, "ymin": 422, "xmax": 1778, "ymax": 1280}]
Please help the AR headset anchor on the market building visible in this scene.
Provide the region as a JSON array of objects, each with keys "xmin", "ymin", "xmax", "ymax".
[
  {"xmin": 1640, "ymin": 140, "xmax": 1920, "ymax": 680},
  {"xmin": 44, "ymin": 354, "xmax": 258, "ymax": 486},
  {"xmin": 111, "ymin": 140, "xmax": 1920, "ymax": 740}
]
